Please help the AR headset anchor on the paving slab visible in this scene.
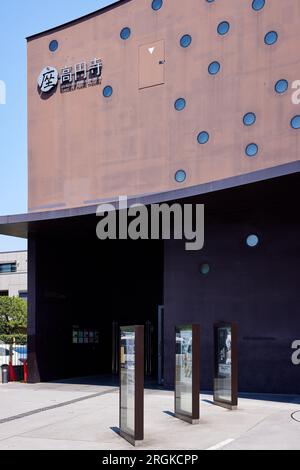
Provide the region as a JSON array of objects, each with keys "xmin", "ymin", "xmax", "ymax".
[{"xmin": 0, "ymin": 381, "xmax": 299, "ymax": 450}]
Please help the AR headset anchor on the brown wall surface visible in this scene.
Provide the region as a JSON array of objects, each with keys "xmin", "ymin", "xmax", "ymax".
[{"xmin": 28, "ymin": 0, "xmax": 300, "ymax": 212}]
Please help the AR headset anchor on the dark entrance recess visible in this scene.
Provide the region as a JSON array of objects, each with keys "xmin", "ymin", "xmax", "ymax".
[{"xmin": 28, "ymin": 228, "xmax": 164, "ymax": 383}]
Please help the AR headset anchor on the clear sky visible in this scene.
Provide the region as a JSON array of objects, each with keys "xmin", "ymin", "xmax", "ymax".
[{"xmin": 0, "ymin": 0, "xmax": 116, "ymax": 252}]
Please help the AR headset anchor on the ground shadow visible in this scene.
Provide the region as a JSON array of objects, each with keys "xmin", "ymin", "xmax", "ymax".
[
  {"xmin": 239, "ymin": 392, "xmax": 300, "ymax": 405},
  {"xmin": 163, "ymin": 410, "xmax": 175, "ymax": 418},
  {"xmin": 51, "ymin": 374, "xmax": 166, "ymax": 390},
  {"xmin": 110, "ymin": 426, "xmax": 121, "ymax": 436},
  {"xmin": 201, "ymin": 391, "xmax": 300, "ymax": 405},
  {"xmin": 201, "ymin": 399, "xmax": 215, "ymax": 405}
]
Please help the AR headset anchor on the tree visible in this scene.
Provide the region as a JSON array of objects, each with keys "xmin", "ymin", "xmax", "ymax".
[{"xmin": 0, "ymin": 297, "xmax": 27, "ymax": 336}]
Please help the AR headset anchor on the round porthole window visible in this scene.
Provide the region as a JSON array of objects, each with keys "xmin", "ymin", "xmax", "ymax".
[
  {"xmin": 174, "ymin": 98, "xmax": 186, "ymax": 111},
  {"xmin": 291, "ymin": 115, "xmax": 300, "ymax": 129},
  {"xmin": 246, "ymin": 143, "xmax": 258, "ymax": 157},
  {"xmin": 103, "ymin": 86, "xmax": 113, "ymax": 98},
  {"xmin": 208, "ymin": 61, "xmax": 221, "ymax": 75},
  {"xmin": 49, "ymin": 40, "xmax": 58, "ymax": 52},
  {"xmin": 275, "ymin": 79, "xmax": 288, "ymax": 94},
  {"xmin": 197, "ymin": 131, "xmax": 210, "ymax": 145},
  {"xmin": 252, "ymin": 0, "xmax": 265, "ymax": 11},
  {"xmin": 152, "ymin": 0, "xmax": 163, "ymax": 11},
  {"xmin": 217, "ymin": 21, "xmax": 230, "ymax": 36},
  {"xmin": 175, "ymin": 170, "xmax": 186, "ymax": 183},
  {"xmin": 120, "ymin": 27, "xmax": 131, "ymax": 40},
  {"xmin": 243, "ymin": 112, "xmax": 256, "ymax": 126},
  {"xmin": 180, "ymin": 34, "xmax": 192, "ymax": 48},
  {"xmin": 246, "ymin": 234, "xmax": 259, "ymax": 247},
  {"xmin": 264, "ymin": 31, "xmax": 278, "ymax": 45},
  {"xmin": 200, "ymin": 263, "xmax": 210, "ymax": 275}
]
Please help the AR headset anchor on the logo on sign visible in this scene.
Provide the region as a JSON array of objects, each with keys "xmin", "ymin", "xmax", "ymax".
[{"xmin": 37, "ymin": 67, "xmax": 59, "ymax": 93}]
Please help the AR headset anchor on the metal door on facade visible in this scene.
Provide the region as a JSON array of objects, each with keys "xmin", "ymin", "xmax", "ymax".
[{"xmin": 139, "ymin": 40, "xmax": 165, "ymax": 90}]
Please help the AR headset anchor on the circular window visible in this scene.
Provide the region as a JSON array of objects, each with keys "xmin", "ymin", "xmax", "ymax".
[
  {"xmin": 243, "ymin": 112, "xmax": 256, "ymax": 126},
  {"xmin": 175, "ymin": 170, "xmax": 186, "ymax": 183},
  {"xmin": 49, "ymin": 40, "xmax": 58, "ymax": 52},
  {"xmin": 120, "ymin": 27, "xmax": 131, "ymax": 40},
  {"xmin": 174, "ymin": 98, "xmax": 186, "ymax": 111},
  {"xmin": 200, "ymin": 263, "xmax": 210, "ymax": 275},
  {"xmin": 291, "ymin": 115, "xmax": 300, "ymax": 129},
  {"xmin": 275, "ymin": 79, "xmax": 288, "ymax": 94},
  {"xmin": 152, "ymin": 0, "xmax": 163, "ymax": 11},
  {"xmin": 264, "ymin": 31, "xmax": 278, "ymax": 45},
  {"xmin": 246, "ymin": 234, "xmax": 259, "ymax": 247},
  {"xmin": 252, "ymin": 0, "xmax": 265, "ymax": 10},
  {"xmin": 103, "ymin": 86, "xmax": 113, "ymax": 98},
  {"xmin": 246, "ymin": 143, "xmax": 258, "ymax": 157},
  {"xmin": 208, "ymin": 61, "xmax": 221, "ymax": 75},
  {"xmin": 197, "ymin": 131, "xmax": 210, "ymax": 145},
  {"xmin": 217, "ymin": 21, "xmax": 230, "ymax": 36},
  {"xmin": 180, "ymin": 34, "xmax": 192, "ymax": 48}
]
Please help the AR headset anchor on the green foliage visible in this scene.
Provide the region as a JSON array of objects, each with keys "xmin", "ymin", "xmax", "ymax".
[
  {"xmin": 0, "ymin": 297, "xmax": 27, "ymax": 336},
  {"xmin": 0, "ymin": 334, "xmax": 27, "ymax": 345}
]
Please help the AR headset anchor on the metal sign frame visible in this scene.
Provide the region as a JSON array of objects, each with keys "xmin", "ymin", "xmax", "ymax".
[
  {"xmin": 213, "ymin": 322, "xmax": 238, "ymax": 410},
  {"xmin": 119, "ymin": 325, "xmax": 144, "ymax": 446},
  {"xmin": 175, "ymin": 324, "xmax": 200, "ymax": 424}
]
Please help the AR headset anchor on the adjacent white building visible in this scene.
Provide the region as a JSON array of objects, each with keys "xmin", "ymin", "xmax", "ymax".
[{"xmin": 0, "ymin": 251, "xmax": 27, "ymax": 299}]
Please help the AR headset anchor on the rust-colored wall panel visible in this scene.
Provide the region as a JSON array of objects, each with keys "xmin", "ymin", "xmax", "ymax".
[{"xmin": 28, "ymin": 0, "xmax": 300, "ymax": 212}]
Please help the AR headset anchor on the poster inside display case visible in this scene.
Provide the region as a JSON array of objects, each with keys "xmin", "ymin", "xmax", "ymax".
[
  {"xmin": 119, "ymin": 326, "xmax": 144, "ymax": 446},
  {"xmin": 214, "ymin": 322, "xmax": 238, "ymax": 410},
  {"xmin": 175, "ymin": 324, "xmax": 200, "ymax": 424},
  {"xmin": 72, "ymin": 327, "xmax": 99, "ymax": 345}
]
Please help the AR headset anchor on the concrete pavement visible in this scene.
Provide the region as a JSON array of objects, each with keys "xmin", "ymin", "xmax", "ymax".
[{"xmin": 0, "ymin": 380, "xmax": 299, "ymax": 450}]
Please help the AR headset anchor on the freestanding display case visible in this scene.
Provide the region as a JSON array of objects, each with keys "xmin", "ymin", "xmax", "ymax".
[
  {"xmin": 119, "ymin": 325, "xmax": 144, "ymax": 446},
  {"xmin": 213, "ymin": 322, "xmax": 238, "ymax": 410},
  {"xmin": 175, "ymin": 324, "xmax": 200, "ymax": 424}
]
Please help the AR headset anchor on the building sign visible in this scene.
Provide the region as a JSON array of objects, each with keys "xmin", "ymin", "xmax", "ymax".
[
  {"xmin": 38, "ymin": 67, "xmax": 59, "ymax": 93},
  {"xmin": 37, "ymin": 58, "xmax": 103, "ymax": 94}
]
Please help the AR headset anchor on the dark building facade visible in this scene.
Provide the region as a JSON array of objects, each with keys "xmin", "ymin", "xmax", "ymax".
[{"xmin": 0, "ymin": 0, "xmax": 300, "ymax": 393}]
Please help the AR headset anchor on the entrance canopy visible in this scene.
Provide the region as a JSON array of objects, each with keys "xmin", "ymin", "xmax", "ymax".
[{"xmin": 0, "ymin": 161, "xmax": 299, "ymax": 239}]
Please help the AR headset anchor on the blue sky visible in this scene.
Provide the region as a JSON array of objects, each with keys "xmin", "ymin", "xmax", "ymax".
[{"xmin": 0, "ymin": 0, "xmax": 116, "ymax": 252}]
